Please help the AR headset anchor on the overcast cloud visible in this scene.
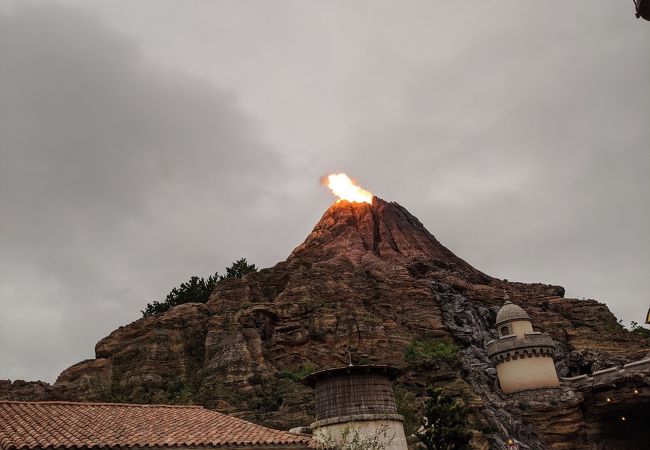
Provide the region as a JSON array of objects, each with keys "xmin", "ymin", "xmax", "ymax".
[{"xmin": 1, "ymin": 1, "xmax": 648, "ymax": 383}]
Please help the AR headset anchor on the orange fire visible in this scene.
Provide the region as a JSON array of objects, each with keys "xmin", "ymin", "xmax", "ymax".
[{"xmin": 323, "ymin": 173, "xmax": 373, "ymax": 204}]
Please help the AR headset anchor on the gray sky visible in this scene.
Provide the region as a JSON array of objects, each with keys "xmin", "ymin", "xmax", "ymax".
[{"xmin": 1, "ymin": 0, "xmax": 648, "ymax": 383}]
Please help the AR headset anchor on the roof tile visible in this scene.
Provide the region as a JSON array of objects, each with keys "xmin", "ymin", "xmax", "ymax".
[{"xmin": 0, "ymin": 401, "xmax": 310, "ymax": 449}]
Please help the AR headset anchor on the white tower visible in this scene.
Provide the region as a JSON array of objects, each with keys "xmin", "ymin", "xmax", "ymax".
[{"xmin": 486, "ymin": 300, "xmax": 559, "ymax": 394}]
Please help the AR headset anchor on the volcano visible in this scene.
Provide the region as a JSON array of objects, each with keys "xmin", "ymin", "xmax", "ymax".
[
  {"xmin": 4, "ymin": 198, "xmax": 650, "ymax": 449},
  {"xmin": 291, "ymin": 197, "xmax": 485, "ymax": 277}
]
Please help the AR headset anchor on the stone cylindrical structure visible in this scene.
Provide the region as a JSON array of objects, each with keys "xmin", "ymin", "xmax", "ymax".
[
  {"xmin": 303, "ymin": 365, "xmax": 408, "ymax": 450},
  {"xmin": 487, "ymin": 300, "xmax": 559, "ymax": 394}
]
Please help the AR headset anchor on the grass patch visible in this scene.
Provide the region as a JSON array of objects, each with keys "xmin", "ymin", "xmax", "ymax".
[
  {"xmin": 277, "ymin": 362, "xmax": 317, "ymax": 382},
  {"xmin": 404, "ymin": 338, "xmax": 459, "ymax": 366}
]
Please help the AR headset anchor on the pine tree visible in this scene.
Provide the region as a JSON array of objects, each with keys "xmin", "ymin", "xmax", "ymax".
[{"xmin": 221, "ymin": 257, "xmax": 258, "ymax": 279}]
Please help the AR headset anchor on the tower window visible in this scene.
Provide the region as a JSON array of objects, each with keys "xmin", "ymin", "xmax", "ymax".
[{"xmin": 500, "ymin": 326, "xmax": 510, "ymax": 336}]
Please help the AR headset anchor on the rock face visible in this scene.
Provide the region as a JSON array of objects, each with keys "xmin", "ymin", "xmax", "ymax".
[
  {"xmin": 54, "ymin": 303, "xmax": 212, "ymax": 403},
  {"xmin": 4, "ymin": 197, "xmax": 649, "ymax": 448},
  {"xmin": 0, "ymin": 380, "xmax": 53, "ymax": 401}
]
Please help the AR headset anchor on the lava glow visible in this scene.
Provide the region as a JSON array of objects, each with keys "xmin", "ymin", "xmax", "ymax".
[{"xmin": 323, "ymin": 173, "xmax": 373, "ymax": 204}]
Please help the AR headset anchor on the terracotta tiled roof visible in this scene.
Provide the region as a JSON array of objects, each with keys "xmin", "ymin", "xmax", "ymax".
[{"xmin": 0, "ymin": 401, "xmax": 311, "ymax": 449}]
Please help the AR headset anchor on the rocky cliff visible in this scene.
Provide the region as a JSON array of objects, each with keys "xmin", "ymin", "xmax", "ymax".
[{"xmin": 4, "ymin": 198, "xmax": 649, "ymax": 448}]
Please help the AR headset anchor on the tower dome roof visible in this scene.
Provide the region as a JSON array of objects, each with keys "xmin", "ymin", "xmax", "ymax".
[{"xmin": 495, "ymin": 300, "xmax": 530, "ymax": 325}]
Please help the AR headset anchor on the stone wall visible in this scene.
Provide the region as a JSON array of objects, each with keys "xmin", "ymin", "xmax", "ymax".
[{"xmin": 560, "ymin": 358, "xmax": 650, "ymax": 389}]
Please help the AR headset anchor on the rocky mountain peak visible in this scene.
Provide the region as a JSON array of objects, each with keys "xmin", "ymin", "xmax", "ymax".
[{"xmin": 290, "ymin": 197, "xmax": 485, "ymax": 279}]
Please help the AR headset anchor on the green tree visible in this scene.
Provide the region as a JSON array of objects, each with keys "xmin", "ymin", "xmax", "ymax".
[
  {"xmin": 221, "ymin": 257, "xmax": 258, "ymax": 279},
  {"xmin": 141, "ymin": 258, "xmax": 258, "ymax": 317},
  {"xmin": 141, "ymin": 273, "xmax": 220, "ymax": 317},
  {"xmin": 418, "ymin": 387, "xmax": 471, "ymax": 450}
]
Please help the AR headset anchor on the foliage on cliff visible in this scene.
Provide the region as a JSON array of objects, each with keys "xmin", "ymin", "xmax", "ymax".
[
  {"xmin": 629, "ymin": 321, "xmax": 650, "ymax": 339},
  {"xmin": 418, "ymin": 386, "xmax": 471, "ymax": 450},
  {"xmin": 141, "ymin": 258, "xmax": 257, "ymax": 316},
  {"xmin": 404, "ymin": 339, "xmax": 459, "ymax": 367},
  {"xmin": 222, "ymin": 257, "xmax": 258, "ymax": 279}
]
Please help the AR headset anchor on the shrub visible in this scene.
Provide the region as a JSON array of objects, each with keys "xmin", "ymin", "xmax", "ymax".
[
  {"xmin": 418, "ymin": 386, "xmax": 471, "ymax": 450},
  {"xmin": 251, "ymin": 382, "xmax": 284, "ymax": 414},
  {"xmin": 166, "ymin": 378, "xmax": 193, "ymax": 404},
  {"xmin": 404, "ymin": 339, "xmax": 459, "ymax": 366},
  {"xmin": 277, "ymin": 362, "xmax": 317, "ymax": 382},
  {"xmin": 629, "ymin": 321, "xmax": 650, "ymax": 339},
  {"xmin": 631, "ymin": 327, "xmax": 650, "ymax": 338}
]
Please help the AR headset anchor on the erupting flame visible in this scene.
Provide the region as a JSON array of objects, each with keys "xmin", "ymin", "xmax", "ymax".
[{"xmin": 323, "ymin": 173, "xmax": 373, "ymax": 204}]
